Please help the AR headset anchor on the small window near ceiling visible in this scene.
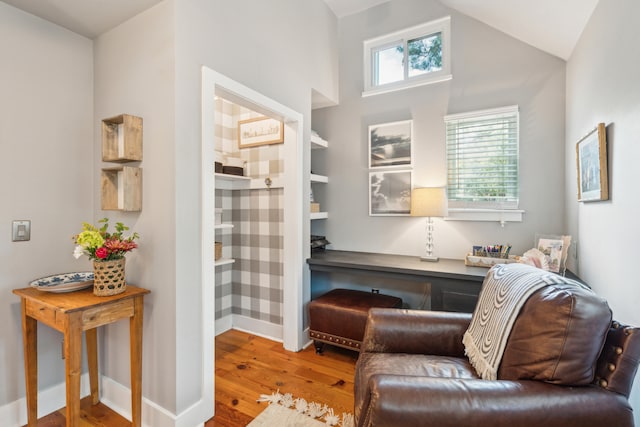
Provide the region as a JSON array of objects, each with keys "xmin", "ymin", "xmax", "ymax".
[
  {"xmin": 445, "ymin": 106, "xmax": 519, "ymax": 210},
  {"xmin": 364, "ymin": 16, "xmax": 451, "ymax": 97}
]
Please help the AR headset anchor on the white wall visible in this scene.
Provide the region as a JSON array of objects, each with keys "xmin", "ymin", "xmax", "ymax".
[
  {"xmin": 0, "ymin": 1, "xmax": 93, "ymax": 409},
  {"xmin": 93, "ymin": 0, "xmax": 177, "ymax": 414},
  {"xmin": 173, "ymin": 0, "xmax": 337, "ymax": 416},
  {"xmin": 312, "ymin": 0, "xmax": 566, "ymax": 260},
  {"xmin": 565, "ymin": 0, "xmax": 640, "ymax": 420},
  {"xmin": 0, "ymin": 0, "xmax": 337, "ymax": 422}
]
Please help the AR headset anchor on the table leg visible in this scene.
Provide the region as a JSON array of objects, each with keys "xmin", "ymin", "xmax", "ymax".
[
  {"xmin": 20, "ymin": 300, "xmax": 37, "ymax": 427},
  {"xmin": 130, "ymin": 296, "xmax": 144, "ymax": 427},
  {"xmin": 85, "ymin": 328, "xmax": 99, "ymax": 405},
  {"xmin": 64, "ymin": 312, "xmax": 83, "ymax": 427}
]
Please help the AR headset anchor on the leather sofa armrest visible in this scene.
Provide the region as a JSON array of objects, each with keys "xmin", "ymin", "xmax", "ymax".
[
  {"xmin": 359, "ymin": 376, "xmax": 634, "ymax": 427},
  {"xmin": 360, "ymin": 308, "xmax": 471, "ymax": 356}
]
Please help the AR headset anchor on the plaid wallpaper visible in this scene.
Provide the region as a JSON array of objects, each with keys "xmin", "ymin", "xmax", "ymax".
[
  {"xmin": 231, "ymin": 188, "xmax": 284, "ymax": 324},
  {"xmin": 215, "ymin": 98, "xmax": 285, "ymax": 328},
  {"xmin": 216, "ymin": 97, "xmax": 284, "ymax": 176}
]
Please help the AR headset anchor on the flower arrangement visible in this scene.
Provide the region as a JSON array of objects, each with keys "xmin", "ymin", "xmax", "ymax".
[{"xmin": 73, "ymin": 218, "xmax": 139, "ymax": 262}]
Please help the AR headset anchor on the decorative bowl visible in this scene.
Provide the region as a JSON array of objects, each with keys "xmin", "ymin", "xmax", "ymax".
[{"xmin": 29, "ymin": 272, "xmax": 94, "ymax": 293}]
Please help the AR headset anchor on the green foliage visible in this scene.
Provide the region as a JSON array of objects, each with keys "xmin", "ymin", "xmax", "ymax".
[
  {"xmin": 396, "ymin": 33, "xmax": 443, "ymax": 73},
  {"xmin": 408, "ymin": 34, "xmax": 442, "ymax": 72}
]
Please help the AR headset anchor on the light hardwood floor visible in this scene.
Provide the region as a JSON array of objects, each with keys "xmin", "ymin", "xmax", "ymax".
[{"xmin": 30, "ymin": 329, "xmax": 357, "ymax": 426}]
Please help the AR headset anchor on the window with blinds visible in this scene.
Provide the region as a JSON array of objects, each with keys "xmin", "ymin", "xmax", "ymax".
[{"xmin": 445, "ymin": 106, "xmax": 519, "ymax": 209}]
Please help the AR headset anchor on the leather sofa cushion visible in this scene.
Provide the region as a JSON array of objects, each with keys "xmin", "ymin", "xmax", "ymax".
[{"xmin": 498, "ymin": 282, "xmax": 612, "ymax": 385}]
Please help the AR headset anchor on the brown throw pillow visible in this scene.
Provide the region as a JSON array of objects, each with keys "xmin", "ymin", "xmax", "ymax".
[{"xmin": 498, "ymin": 283, "xmax": 612, "ymax": 385}]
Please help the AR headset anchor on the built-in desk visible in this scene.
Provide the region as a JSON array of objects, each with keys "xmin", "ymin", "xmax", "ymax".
[{"xmin": 307, "ymin": 250, "xmax": 490, "ymax": 312}]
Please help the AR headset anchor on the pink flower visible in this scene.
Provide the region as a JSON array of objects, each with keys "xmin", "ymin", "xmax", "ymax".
[
  {"xmin": 95, "ymin": 247, "xmax": 108, "ymax": 259},
  {"xmin": 104, "ymin": 238, "xmax": 138, "ymax": 253}
]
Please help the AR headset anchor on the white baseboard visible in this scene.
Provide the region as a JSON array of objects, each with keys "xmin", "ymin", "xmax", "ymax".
[
  {"xmin": 216, "ymin": 313, "xmax": 284, "ymax": 342},
  {"xmin": 1, "ymin": 374, "xmax": 209, "ymax": 427},
  {"xmin": 100, "ymin": 375, "xmax": 211, "ymax": 427},
  {"xmin": 215, "ymin": 314, "xmax": 233, "ymax": 336},
  {"xmin": 230, "ymin": 314, "xmax": 283, "ymax": 342},
  {"xmin": 301, "ymin": 327, "xmax": 314, "ymax": 350},
  {"xmin": 0, "ymin": 373, "xmax": 90, "ymax": 427},
  {"xmin": 2, "ymin": 313, "xmax": 285, "ymax": 427}
]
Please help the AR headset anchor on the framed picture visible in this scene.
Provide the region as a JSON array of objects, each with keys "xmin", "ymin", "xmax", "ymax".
[
  {"xmin": 576, "ymin": 123, "xmax": 608, "ymax": 201},
  {"xmin": 536, "ymin": 234, "xmax": 572, "ymax": 274},
  {"xmin": 369, "ymin": 170, "xmax": 412, "ymax": 216},
  {"xmin": 238, "ymin": 116, "xmax": 284, "ymax": 148},
  {"xmin": 368, "ymin": 120, "xmax": 413, "ymax": 168}
]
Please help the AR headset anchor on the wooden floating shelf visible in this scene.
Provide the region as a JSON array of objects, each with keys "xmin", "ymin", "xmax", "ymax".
[
  {"xmin": 101, "ymin": 166, "xmax": 142, "ymax": 212},
  {"xmin": 102, "ymin": 114, "xmax": 143, "ymax": 163}
]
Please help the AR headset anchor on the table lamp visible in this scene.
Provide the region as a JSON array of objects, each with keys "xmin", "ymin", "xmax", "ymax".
[{"xmin": 411, "ymin": 187, "xmax": 448, "ymax": 261}]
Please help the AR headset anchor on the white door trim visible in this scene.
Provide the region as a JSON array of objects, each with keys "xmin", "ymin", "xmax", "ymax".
[{"xmin": 201, "ymin": 65, "xmax": 305, "ymax": 416}]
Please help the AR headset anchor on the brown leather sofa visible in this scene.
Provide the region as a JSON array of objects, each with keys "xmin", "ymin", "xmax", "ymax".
[{"xmin": 354, "ymin": 284, "xmax": 640, "ymax": 427}]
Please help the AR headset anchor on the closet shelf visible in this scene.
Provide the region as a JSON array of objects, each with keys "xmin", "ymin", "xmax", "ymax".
[
  {"xmin": 215, "ymin": 223, "xmax": 234, "ymax": 230},
  {"xmin": 215, "ymin": 258, "xmax": 235, "ymax": 267},
  {"xmin": 310, "ymin": 173, "xmax": 328, "ymax": 183},
  {"xmin": 215, "ymin": 173, "xmax": 251, "ymax": 182},
  {"xmin": 310, "ymin": 212, "xmax": 328, "ymax": 220},
  {"xmin": 215, "ymin": 173, "xmax": 251, "ymax": 190}
]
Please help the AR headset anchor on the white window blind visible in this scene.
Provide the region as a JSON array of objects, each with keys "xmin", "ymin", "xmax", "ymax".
[{"xmin": 445, "ymin": 106, "xmax": 519, "ymax": 209}]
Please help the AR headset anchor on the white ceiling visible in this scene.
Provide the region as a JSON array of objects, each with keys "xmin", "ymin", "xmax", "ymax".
[
  {"xmin": 437, "ymin": 0, "xmax": 599, "ymax": 60},
  {"xmin": 2, "ymin": 0, "xmax": 598, "ymax": 60},
  {"xmin": 326, "ymin": 0, "xmax": 598, "ymax": 60},
  {"xmin": 1, "ymin": 0, "xmax": 163, "ymax": 39},
  {"xmin": 323, "ymin": 0, "xmax": 390, "ymax": 18}
]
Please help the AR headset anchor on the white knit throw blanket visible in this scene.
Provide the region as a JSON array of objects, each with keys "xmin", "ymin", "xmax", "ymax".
[{"xmin": 463, "ymin": 263, "xmax": 565, "ymax": 380}]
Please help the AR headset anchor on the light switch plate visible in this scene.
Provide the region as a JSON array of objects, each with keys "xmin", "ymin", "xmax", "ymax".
[{"xmin": 12, "ymin": 220, "xmax": 31, "ymax": 242}]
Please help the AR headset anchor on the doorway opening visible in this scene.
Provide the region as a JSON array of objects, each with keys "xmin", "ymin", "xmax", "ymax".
[{"xmin": 201, "ymin": 66, "xmax": 305, "ymax": 416}]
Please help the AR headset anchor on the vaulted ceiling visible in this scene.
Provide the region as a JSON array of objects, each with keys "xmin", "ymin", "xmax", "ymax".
[
  {"xmin": 1, "ymin": 0, "xmax": 599, "ymax": 60},
  {"xmin": 324, "ymin": 0, "xmax": 599, "ymax": 60}
]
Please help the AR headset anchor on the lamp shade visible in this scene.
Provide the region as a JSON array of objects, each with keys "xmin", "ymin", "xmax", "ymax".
[{"xmin": 410, "ymin": 187, "xmax": 448, "ymax": 217}]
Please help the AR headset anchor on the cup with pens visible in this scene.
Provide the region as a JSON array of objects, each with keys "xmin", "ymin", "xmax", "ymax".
[{"xmin": 473, "ymin": 244, "xmax": 512, "ymax": 259}]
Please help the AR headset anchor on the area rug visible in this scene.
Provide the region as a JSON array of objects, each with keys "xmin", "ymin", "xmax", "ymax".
[{"xmin": 247, "ymin": 390, "xmax": 354, "ymax": 427}]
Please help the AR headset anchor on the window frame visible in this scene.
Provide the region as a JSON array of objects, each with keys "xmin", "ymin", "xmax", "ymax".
[
  {"xmin": 444, "ymin": 105, "xmax": 524, "ymax": 223},
  {"xmin": 363, "ymin": 16, "xmax": 452, "ymax": 97}
]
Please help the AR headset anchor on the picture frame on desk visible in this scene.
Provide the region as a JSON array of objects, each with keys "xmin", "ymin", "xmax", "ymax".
[
  {"xmin": 576, "ymin": 122, "xmax": 608, "ymax": 202},
  {"xmin": 369, "ymin": 170, "xmax": 412, "ymax": 216},
  {"xmin": 535, "ymin": 234, "xmax": 572, "ymax": 274}
]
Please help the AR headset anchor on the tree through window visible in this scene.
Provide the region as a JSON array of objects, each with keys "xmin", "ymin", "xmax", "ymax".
[{"xmin": 364, "ymin": 17, "xmax": 451, "ymax": 96}]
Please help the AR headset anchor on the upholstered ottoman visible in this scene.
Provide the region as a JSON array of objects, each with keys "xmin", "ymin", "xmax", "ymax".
[{"xmin": 309, "ymin": 288, "xmax": 402, "ymax": 353}]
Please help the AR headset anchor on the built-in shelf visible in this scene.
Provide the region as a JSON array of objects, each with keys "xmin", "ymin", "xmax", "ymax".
[
  {"xmin": 215, "ymin": 258, "xmax": 235, "ymax": 267},
  {"xmin": 310, "ymin": 212, "xmax": 328, "ymax": 220},
  {"xmin": 215, "ymin": 172, "xmax": 251, "ymax": 182},
  {"xmin": 311, "ymin": 134, "xmax": 328, "ymax": 149},
  {"xmin": 214, "ymin": 173, "xmax": 286, "ymax": 190},
  {"xmin": 215, "ymin": 223, "xmax": 234, "ymax": 230},
  {"xmin": 215, "ymin": 172, "xmax": 251, "ymax": 190},
  {"xmin": 310, "ymin": 173, "xmax": 328, "ymax": 183},
  {"xmin": 310, "ymin": 131, "xmax": 328, "ymax": 223}
]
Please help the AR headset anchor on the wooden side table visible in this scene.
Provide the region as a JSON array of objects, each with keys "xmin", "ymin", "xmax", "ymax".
[{"xmin": 13, "ymin": 285, "xmax": 150, "ymax": 427}]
